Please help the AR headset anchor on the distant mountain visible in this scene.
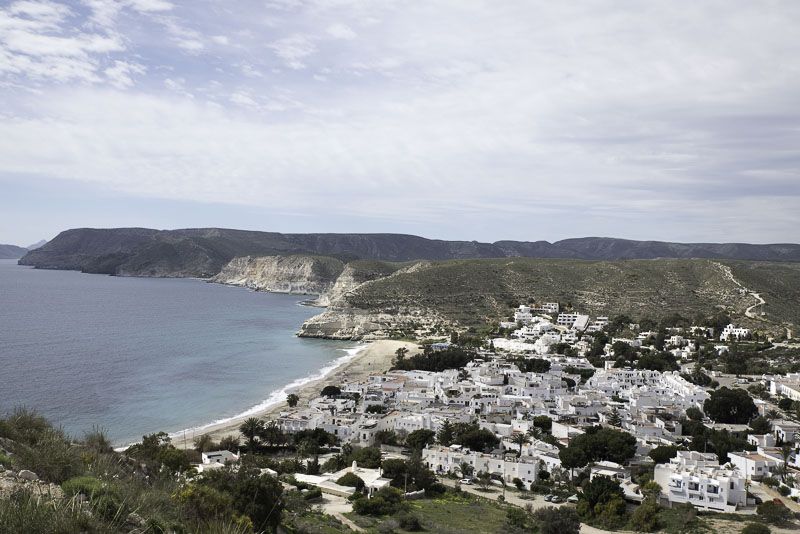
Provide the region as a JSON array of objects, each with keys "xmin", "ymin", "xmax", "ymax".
[
  {"xmin": 18, "ymin": 227, "xmax": 800, "ymax": 278},
  {"xmin": 0, "ymin": 244, "xmax": 28, "ymax": 259},
  {"xmin": 26, "ymin": 239, "xmax": 48, "ymax": 250}
]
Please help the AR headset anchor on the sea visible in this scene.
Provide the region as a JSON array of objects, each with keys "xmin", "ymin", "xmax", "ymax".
[{"xmin": 0, "ymin": 259, "xmax": 357, "ymax": 446}]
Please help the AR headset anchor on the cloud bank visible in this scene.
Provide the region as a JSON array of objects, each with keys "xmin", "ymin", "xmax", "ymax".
[{"xmin": 1, "ymin": 0, "xmax": 798, "ymax": 243}]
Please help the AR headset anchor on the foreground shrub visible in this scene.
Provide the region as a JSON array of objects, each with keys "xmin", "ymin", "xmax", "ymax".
[
  {"xmin": 742, "ymin": 523, "xmax": 771, "ymax": 534},
  {"xmin": 352, "ymin": 487, "xmax": 405, "ymax": 516},
  {"xmin": 396, "ymin": 511, "xmax": 422, "ymax": 531},
  {"xmin": 336, "ymin": 472, "xmax": 365, "ymax": 490},
  {"xmin": 757, "ymin": 500, "xmax": 792, "ymax": 524},
  {"xmin": 61, "ymin": 476, "xmax": 106, "ymax": 498},
  {"xmin": 533, "ymin": 506, "xmax": 580, "ymax": 534},
  {"xmin": 0, "ymin": 490, "xmax": 97, "ymax": 534}
]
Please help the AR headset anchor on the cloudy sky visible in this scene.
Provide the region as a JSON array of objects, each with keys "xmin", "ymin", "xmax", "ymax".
[{"xmin": 1, "ymin": 0, "xmax": 798, "ymax": 246}]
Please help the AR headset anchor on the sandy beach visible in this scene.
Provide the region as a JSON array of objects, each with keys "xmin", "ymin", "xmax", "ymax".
[{"xmin": 172, "ymin": 339, "xmax": 420, "ymax": 450}]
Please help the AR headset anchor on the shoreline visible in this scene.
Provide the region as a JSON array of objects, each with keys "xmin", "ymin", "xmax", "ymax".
[{"xmin": 168, "ymin": 339, "xmax": 418, "ymax": 451}]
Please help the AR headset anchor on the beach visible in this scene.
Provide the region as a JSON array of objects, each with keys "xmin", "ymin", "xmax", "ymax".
[{"xmin": 171, "ymin": 339, "xmax": 420, "ymax": 450}]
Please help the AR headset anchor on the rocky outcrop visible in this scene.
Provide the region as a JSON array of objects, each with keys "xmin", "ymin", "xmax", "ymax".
[
  {"xmin": 298, "ymin": 260, "xmax": 448, "ymax": 340},
  {"xmin": 212, "ymin": 255, "xmax": 345, "ymax": 295}
]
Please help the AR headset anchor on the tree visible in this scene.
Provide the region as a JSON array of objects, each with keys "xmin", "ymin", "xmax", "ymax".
[
  {"xmin": 239, "ymin": 418, "xmax": 264, "ymax": 452},
  {"xmin": 286, "ymin": 393, "xmax": 299, "ymax": 407},
  {"xmin": 258, "ymin": 421, "xmax": 285, "ymax": 447},
  {"xmin": 533, "ymin": 506, "xmax": 580, "ymax": 534},
  {"xmin": 533, "ymin": 415, "xmax": 553, "ymax": 433},
  {"xmin": 559, "ymin": 446, "xmax": 588, "ymax": 479},
  {"xmin": 607, "ymin": 408, "xmax": 622, "ymax": 427},
  {"xmin": 750, "ymin": 416, "xmax": 772, "ymax": 435},
  {"xmin": 511, "ymin": 433, "xmax": 528, "ymax": 455},
  {"xmin": 459, "ymin": 462, "xmax": 474, "ymax": 478},
  {"xmin": 685, "ymin": 407, "xmax": 704, "ymax": 421},
  {"xmin": 565, "ymin": 427, "xmax": 637, "ymax": 465},
  {"xmin": 577, "ymin": 475, "xmax": 626, "ymax": 523},
  {"xmin": 194, "ymin": 434, "xmax": 217, "ymax": 453},
  {"xmin": 629, "ymin": 497, "xmax": 660, "ymax": 532},
  {"xmin": 649, "ymin": 445, "xmax": 679, "ymax": 465},
  {"xmin": 406, "ymin": 429, "xmax": 436, "ymax": 451},
  {"xmin": 230, "ymin": 472, "xmax": 284, "ymax": 532},
  {"xmin": 220, "ymin": 435, "xmax": 240, "ymax": 453},
  {"xmin": 321, "ymin": 385, "xmax": 341, "ymax": 397},
  {"xmin": 703, "ymin": 387, "xmax": 757, "ymax": 424},
  {"xmin": 778, "ymin": 398, "xmax": 793, "ymax": 411},
  {"xmin": 438, "ymin": 420, "xmax": 455, "ymax": 442},
  {"xmin": 476, "ymin": 471, "xmax": 491, "ymax": 490}
]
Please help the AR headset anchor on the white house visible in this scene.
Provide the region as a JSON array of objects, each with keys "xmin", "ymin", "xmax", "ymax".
[
  {"xmin": 720, "ymin": 324, "xmax": 750, "ymax": 342},
  {"xmin": 653, "ymin": 451, "xmax": 747, "ymax": 512},
  {"xmin": 201, "ymin": 450, "xmax": 239, "ymax": 465},
  {"xmin": 728, "ymin": 451, "xmax": 778, "ymax": 481}
]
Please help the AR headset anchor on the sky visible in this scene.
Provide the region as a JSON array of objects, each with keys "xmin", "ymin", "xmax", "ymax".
[{"xmin": 1, "ymin": 1, "xmax": 798, "ymax": 247}]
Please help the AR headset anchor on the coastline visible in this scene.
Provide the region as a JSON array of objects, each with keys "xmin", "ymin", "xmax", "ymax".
[{"xmin": 169, "ymin": 339, "xmax": 418, "ymax": 450}]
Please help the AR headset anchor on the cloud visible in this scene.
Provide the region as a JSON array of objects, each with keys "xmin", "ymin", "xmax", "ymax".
[
  {"xmin": 105, "ymin": 60, "xmax": 145, "ymax": 88},
  {"xmin": 268, "ymin": 34, "xmax": 316, "ymax": 69},
  {"xmin": 326, "ymin": 23, "xmax": 355, "ymax": 40},
  {"xmin": 0, "ymin": 1, "xmax": 798, "ymax": 242}
]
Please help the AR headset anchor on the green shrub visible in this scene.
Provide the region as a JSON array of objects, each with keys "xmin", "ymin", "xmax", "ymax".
[
  {"xmin": 303, "ymin": 488, "xmax": 323, "ymax": 501},
  {"xmin": 533, "ymin": 506, "xmax": 581, "ymax": 534},
  {"xmin": 61, "ymin": 476, "xmax": 106, "ymax": 498},
  {"xmin": 352, "ymin": 487, "xmax": 405, "ymax": 516},
  {"xmin": 396, "ymin": 511, "xmax": 422, "ymax": 531},
  {"xmin": 779, "ymin": 485, "xmax": 791, "ymax": 497},
  {"xmin": 336, "ymin": 472, "xmax": 366, "ymax": 490},
  {"xmin": 757, "ymin": 500, "xmax": 792, "ymax": 524},
  {"xmin": 742, "ymin": 523, "xmax": 771, "ymax": 534},
  {"xmin": 15, "ymin": 432, "xmax": 82, "ymax": 484},
  {"xmin": 176, "ymin": 484, "xmax": 234, "ymax": 522},
  {"xmin": 0, "ymin": 453, "xmax": 12, "ymax": 467},
  {"xmin": 762, "ymin": 477, "xmax": 780, "ymax": 488},
  {"xmin": 93, "ymin": 493, "xmax": 125, "ymax": 521},
  {"xmin": 0, "ymin": 490, "xmax": 97, "ymax": 534}
]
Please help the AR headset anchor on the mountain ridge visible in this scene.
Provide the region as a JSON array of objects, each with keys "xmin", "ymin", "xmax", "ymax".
[
  {"xmin": 18, "ymin": 227, "xmax": 800, "ymax": 278},
  {"xmin": 0, "ymin": 243, "xmax": 29, "ymax": 259}
]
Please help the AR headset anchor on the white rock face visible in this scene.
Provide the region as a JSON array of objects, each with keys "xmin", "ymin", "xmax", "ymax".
[{"xmin": 212, "ymin": 255, "xmax": 344, "ymax": 296}]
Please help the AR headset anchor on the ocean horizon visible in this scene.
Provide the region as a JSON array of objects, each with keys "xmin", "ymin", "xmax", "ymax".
[{"xmin": 0, "ymin": 259, "xmax": 356, "ymax": 446}]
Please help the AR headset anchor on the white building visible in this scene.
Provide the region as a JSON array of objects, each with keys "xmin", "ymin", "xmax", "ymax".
[
  {"xmin": 720, "ymin": 324, "xmax": 750, "ymax": 341},
  {"xmin": 653, "ymin": 451, "xmax": 747, "ymax": 512},
  {"xmin": 201, "ymin": 450, "xmax": 239, "ymax": 465},
  {"xmin": 422, "ymin": 445, "xmax": 540, "ymax": 489},
  {"xmin": 728, "ymin": 451, "xmax": 778, "ymax": 481}
]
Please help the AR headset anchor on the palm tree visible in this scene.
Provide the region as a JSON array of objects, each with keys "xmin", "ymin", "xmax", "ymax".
[
  {"xmin": 766, "ymin": 409, "xmax": 781, "ymax": 420},
  {"xmin": 239, "ymin": 417, "xmax": 264, "ymax": 452},
  {"xmin": 286, "ymin": 393, "xmax": 300, "ymax": 407},
  {"xmin": 780, "ymin": 444, "xmax": 794, "ymax": 482},
  {"xmin": 527, "ymin": 425, "xmax": 543, "ymax": 442},
  {"xmin": 511, "ymin": 433, "xmax": 528, "ymax": 456}
]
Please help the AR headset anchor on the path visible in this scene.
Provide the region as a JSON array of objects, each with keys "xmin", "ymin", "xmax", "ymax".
[{"xmin": 715, "ymin": 262, "xmax": 767, "ymax": 320}]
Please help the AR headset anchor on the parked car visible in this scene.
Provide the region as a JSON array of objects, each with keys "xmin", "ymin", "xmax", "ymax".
[
  {"xmin": 551, "ymin": 496, "xmax": 563, "ymax": 503},
  {"xmin": 460, "ymin": 478, "xmax": 473, "ymax": 485},
  {"xmin": 567, "ymin": 494, "xmax": 579, "ymax": 503},
  {"xmin": 544, "ymin": 494, "xmax": 554, "ymax": 501}
]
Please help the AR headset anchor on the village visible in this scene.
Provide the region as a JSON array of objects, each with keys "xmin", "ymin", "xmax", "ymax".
[{"xmin": 188, "ymin": 300, "xmax": 800, "ymax": 533}]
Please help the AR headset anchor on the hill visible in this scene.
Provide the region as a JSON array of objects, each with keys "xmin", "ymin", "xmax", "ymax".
[
  {"xmin": 18, "ymin": 227, "xmax": 800, "ymax": 278},
  {"xmin": 0, "ymin": 243, "xmax": 28, "ymax": 259},
  {"xmin": 298, "ymin": 258, "xmax": 800, "ymax": 339}
]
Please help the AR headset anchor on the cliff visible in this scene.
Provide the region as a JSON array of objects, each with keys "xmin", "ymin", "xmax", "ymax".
[
  {"xmin": 211, "ymin": 255, "xmax": 345, "ymax": 295},
  {"xmin": 18, "ymin": 227, "xmax": 800, "ymax": 278}
]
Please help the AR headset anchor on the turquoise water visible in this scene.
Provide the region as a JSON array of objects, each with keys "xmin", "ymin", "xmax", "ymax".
[{"xmin": 0, "ymin": 260, "xmax": 352, "ymax": 445}]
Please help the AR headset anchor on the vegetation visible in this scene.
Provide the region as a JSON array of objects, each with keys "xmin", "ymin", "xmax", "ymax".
[
  {"xmin": 392, "ymin": 346, "xmax": 477, "ymax": 372},
  {"xmin": 704, "ymin": 387, "xmax": 758, "ymax": 424}
]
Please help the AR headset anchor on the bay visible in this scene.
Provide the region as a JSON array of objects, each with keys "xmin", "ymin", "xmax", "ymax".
[{"xmin": 0, "ymin": 260, "xmax": 349, "ymax": 445}]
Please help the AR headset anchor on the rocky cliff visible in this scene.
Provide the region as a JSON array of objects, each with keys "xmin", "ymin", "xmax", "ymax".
[{"xmin": 211, "ymin": 255, "xmax": 345, "ymax": 295}]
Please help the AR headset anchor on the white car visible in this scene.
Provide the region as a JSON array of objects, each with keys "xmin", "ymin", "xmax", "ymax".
[{"xmin": 460, "ymin": 478, "xmax": 474, "ymax": 485}]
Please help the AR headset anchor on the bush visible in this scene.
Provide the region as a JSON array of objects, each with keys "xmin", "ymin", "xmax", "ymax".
[
  {"xmin": 352, "ymin": 487, "xmax": 405, "ymax": 516},
  {"xmin": 512, "ymin": 477, "xmax": 525, "ymax": 490},
  {"xmin": 396, "ymin": 511, "xmax": 422, "ymax": 531},
  {"xmin": 762, "ymin": 477, "xmax": 779, "ymax": 488},
  {"xmin": 303, "ymin": 488, "xmax": 323, "ymax": 501},
  {"xmin": 778, "ymin": 485, "xmax": 791, "ymax": 497},
  {"xmin": 533, "ymin": 506, "xmax": 580, "ymax": 534},
  {"xmin": 757, "ymin": 500, "xmax": 792, "ymax": 524},
  {"xmin": 628, "ymin": 498, "xmax": 660, "ymax": 532},
  {"xmin": 176, "ymin": 484, "xmax": 234, "ymax": 522},
  {"xmin": 61, "ymin": 476, "xmax": 106, "ymax": 499},
  {"xmin": 742, "ymin": 524, "xmax": 771, "ymax": 534},
  {"xmin": 506, "ymin": 506, "xmax": 527, "ymax": 529},
  {"xmin": 0, "ymin": 489, "xmax": 98, "ymax": 533},
  {"xmin": 336, "ymin": 472, "xmax": 366, "ymax": 490},
  {"xmin": 93, "ymin": 493, "xmax": 125, "ymax": 521}
]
